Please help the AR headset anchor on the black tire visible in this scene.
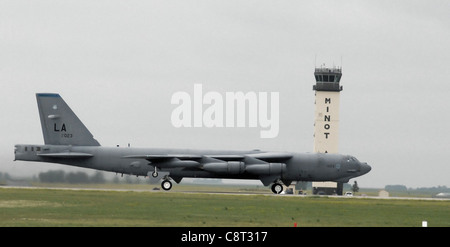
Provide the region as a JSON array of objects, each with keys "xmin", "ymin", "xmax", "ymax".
[
  {"xmin": 161, "ymin": 180, "xmax": 172, "ymax": 191},
  {"xmin": 271, "ymin": 183, "xmax": 283, "ymax": 194}
]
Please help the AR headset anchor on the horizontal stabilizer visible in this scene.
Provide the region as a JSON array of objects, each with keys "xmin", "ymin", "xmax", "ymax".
[{"xmin": 37, "ymin": 152, "xmax": 94, "ymax": 158}]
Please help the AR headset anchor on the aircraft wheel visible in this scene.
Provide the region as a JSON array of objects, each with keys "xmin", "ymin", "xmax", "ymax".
[
  {"xmin": 161, "ymin": 180, "xmax": 172, "ymax": 191},
  {"xmin": 271, "ymin": 183, "xmax": 283, "ymax": 194},
  {"xmin": 152, "ymin": 167, "xmax": 158, "ymax": 178}
]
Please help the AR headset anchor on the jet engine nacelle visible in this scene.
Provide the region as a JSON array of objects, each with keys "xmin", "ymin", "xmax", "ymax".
[
  {"xmin": 202, "ymin": 161, "xmax": 245, "ymax": 174},
  {"xmin": 245, "ymin": 163, "xmax": 286, "ymax": 176}
]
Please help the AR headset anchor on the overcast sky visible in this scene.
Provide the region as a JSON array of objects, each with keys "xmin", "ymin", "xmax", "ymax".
[{"xmin": 1, "ymin": 0, "xmax": 449, "ymax": 188}]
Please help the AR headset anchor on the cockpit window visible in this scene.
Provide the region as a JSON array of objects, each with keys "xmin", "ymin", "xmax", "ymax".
[{"xmin": 347, "ymin": 156, "xmax": 359, "ymax": 162}]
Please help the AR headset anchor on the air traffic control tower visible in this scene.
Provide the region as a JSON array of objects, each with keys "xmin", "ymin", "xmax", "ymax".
[{"xmin": 312, "ymin": 66, "xmax": 344, "ymax": 195}]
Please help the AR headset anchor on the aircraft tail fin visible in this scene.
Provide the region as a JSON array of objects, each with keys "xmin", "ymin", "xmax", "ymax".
[{"xmin": 36, "ymin": 93, "xmax": 100, "ymax": 146}]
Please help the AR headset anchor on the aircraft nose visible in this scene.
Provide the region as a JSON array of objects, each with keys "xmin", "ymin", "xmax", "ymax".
[{"xmin": 360, "ymin": 162, "xmax": 371, "ymax": 175}]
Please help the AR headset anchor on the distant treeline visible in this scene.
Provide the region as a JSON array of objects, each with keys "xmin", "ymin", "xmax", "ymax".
[
  {"xmin": 0, "ymin": 171, "xmax": 146, "ymax": 184},
  {"xmin": 0, "ymin": 172, "xmax": 12, "ymax": 184},
  {"xmin": 38, "ymin": 170, "xmax": 106, "ymax": 184},
  {"xmin": 385, "ymin": 184, "xmax": 450, "ymax": 193},
  {"xmin": 36, "ymin": 170, "xmax": 152, "ymax": 184}
]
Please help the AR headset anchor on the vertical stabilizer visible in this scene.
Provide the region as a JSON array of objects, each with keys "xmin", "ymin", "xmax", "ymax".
[{"xmin": 36, "ymin": 93, "xmax": 100, "ymax": 146}]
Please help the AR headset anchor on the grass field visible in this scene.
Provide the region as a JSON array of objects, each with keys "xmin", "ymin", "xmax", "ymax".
[{"xmin": 0, "ymin": 187, "xmax": 449, "ymax": 227}]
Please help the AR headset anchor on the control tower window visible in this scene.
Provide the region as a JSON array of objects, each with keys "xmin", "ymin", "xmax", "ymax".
[
  {"xmin": 329, "ymin": 75, "xmax": 335, "ymax": 82},
  {"xmin": 323, "ymin": 75, "xmax": 329, "ymax": 82},
  {"xmin": 315, "ymin": 75, "xmax": 319, "ymax": 81}
]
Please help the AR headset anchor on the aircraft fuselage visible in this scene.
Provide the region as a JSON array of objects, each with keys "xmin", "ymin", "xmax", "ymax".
[{"xmin": 14, "ymin": 144, "xmax": 370, "ymax": 187}]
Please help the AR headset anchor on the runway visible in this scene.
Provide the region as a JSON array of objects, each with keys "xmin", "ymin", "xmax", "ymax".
[{"xmin": 3, "ymin": 185, "xmax": 449, "ymax": 201}]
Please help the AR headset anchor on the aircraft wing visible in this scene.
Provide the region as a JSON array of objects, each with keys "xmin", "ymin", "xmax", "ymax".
[
  {"xmin": 123, "ymin": 154, "xmax": 202, "ymax": 162},
  {"xmin": 246, "ymin": 152, "xmax": 293, "ymax": 162},
  {"xmin": 124, "ymin": 152, "xmax": 294, "ymax": 187},
  {"xmin": 38, "ymin": 152, "xmax": 94, "ymax": 158},
  {"xmin": 206, "ymin": 153, "xmax": 293, "ymax": 162},
  {"xmin": 123, "ymin": 152, "xmax": 293, "ymax": 167}
]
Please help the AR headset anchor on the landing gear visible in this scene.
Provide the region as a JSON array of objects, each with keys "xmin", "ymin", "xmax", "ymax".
[
  {"xmin": 152, "ymin": 166, "xmax": 158, "ymax": 178},
  {"xmin": 161, "ymin": 180, "xmax": 172, "ymax": 191},
  {"xmin": 271, "ymin": 183, "xmax": 284, "ymax": 194}
]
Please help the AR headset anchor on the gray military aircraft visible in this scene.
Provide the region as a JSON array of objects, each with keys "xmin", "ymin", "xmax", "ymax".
[{"xmin": 14, "ymin": 93, "xmax": 371, "ymax": 194}]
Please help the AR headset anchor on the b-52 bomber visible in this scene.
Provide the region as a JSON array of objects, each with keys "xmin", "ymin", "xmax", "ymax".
[{"xmin": 14, "ymin": 93, "xmax": 371, "ymax": 194}]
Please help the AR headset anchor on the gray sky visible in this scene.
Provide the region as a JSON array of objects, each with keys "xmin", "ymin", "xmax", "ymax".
[{"xmin": 1, "ymin": 0, "xmax": 449, "ymax": 188}]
